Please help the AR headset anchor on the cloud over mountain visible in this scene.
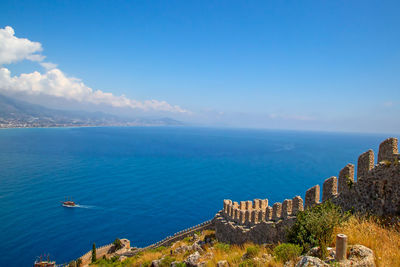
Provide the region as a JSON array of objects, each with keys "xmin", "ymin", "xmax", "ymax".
[{"xmin": 0, "ymin": 26, "xmax": 188, "ymax": 113}]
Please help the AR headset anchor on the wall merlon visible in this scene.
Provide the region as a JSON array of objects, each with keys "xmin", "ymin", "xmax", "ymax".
[
  {"xmin": 261, "ymin": 199, "xmax": 268, "ymax": 209},
  {"xmin": 292, "ymin": 196, "xmax": 303, "ymax": 215},
  {"xmin": 305, "ymin": 185, "xmax": 320, "ymax": 209},
  {"xmin": 322, "ymin": 176, "xmax": 338, "ymax": 202},
  {"xmin": 246, "ymin": 200, "xmax": 253, "ymax": 210},
  {"xmin": 239, "ymin": 210, "xmax": 245, "ymax": 224},
  {"xmin": 357, "ymin": 150, "xmax": 374, "ymax": 181},
  {"xmin": 253, "ymin": 199, "xmax": 261, "ymax": 209},
  {"xmin": 257, "ymin": 210, "xmax": 265, "ymax": 222},
  {"xmin": 282, "ymin": 199, "xmax": 293, "ymax": 218},
  {"xmin": 338, "ymin": 164, "xmax": 354, "ymax": 194},
  {"xmin": 272, "ymin": 202, "xmax": 282, "ymax": 221},
  {"xmin": 250, "ymin": 210, "xmax": 258, "ymax": 224},
  {"xmin": 265, "ymin": 206, "xmax": 272, "ymax": 221},
  {"xmin": 378, "ymin": 137, "xmax": 398, "ymax": 163}
]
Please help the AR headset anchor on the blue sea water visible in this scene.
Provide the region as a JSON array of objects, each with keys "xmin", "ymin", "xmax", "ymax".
[{"xmin": 0, "ymin": 127, "xmax": 395, "ymax": 266}]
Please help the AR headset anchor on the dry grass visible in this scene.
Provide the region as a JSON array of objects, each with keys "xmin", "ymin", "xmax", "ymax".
[
  {"xmin": 333, "ymin": 216, "xmax": 400, "ymax": 267},
  {"xmin": 92, "ymin": 230, "xmax": 283, "ymax": 267},
  {"xmin": 205, "ymin": 243, "xmax": 282, "ymax": 267}
]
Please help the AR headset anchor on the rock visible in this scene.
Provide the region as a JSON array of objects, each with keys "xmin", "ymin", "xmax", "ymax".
[
  {"xmin": 307, "ymin": 247, "xmax": 335, "ymax": 259},
  {"xmin": 193, "ymin": 233, "xmax": 200, "ymax": 240},
  {"xmin": 217, "ymin": 260, "xmax": 228, "ymax": 267},
  {"xmin": 347, "ymin": 245, "xmax": 375, "ymax": 267},
  {"xmin": 171, "ymin": 261, "xmax": 185, "ymax": 267},
  {"xmin": 150, "ymin": 259, "xmax": 160, "ymax": 267},
  {"xmin": 262, "ymin": 253, "xmax": 273, "ymax": 261},
  {"xmin": 185, "ymin": 251, "xmax": 201, "ymax": 267},
  {"xmin": 297, "ymin": 245, "xmax": 375, "ymax": 267},
  {"xmin": 284, "ymin": 260, "xmax": 295, "ymax": 267},
  {"xmin": 203, "ymin": 252, "xmax": 214, "ymax": 260},
  {"xmin": 174, "ymin": 245, "xmax": 191, "ymax": 254},
  {"xmin": 118, "ymin": 256, "xmax": 127, "ymax": 262},
  {"xmin": 192, "ymin": 242, "xmax": 204, "ymax": 253},
  {"xmin": 295, "ymin": 256, "xmax": 329, "ymax": 267}
]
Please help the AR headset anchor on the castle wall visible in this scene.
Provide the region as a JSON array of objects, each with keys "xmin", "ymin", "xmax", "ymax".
[{"xmin": 215, "ymin": 137, "xmax": 400, "ymax": 245}]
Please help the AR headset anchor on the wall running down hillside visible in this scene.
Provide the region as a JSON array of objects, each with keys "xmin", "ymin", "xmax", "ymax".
[{"xmin": 215, "ymin": 137, "xmax": 400, "ymax": 244}]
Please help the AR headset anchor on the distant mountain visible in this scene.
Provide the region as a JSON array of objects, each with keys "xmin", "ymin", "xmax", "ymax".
[{"xmin": 0, "ymin": 93, "xmax": 183, "ymax": 128}]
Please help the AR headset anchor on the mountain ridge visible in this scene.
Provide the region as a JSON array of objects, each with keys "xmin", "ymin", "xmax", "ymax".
[{"xmin": 0, "ymin": 93, "xmax": 183, "ymax": 128}]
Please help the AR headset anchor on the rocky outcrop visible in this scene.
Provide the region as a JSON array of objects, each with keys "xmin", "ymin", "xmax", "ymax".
[{"xmin": 296, "ymin": 245, "xmax": 375, "ymax": 267}]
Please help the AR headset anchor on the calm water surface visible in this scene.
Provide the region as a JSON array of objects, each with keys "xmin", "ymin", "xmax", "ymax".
[{"xmin": 0, "ymin": 127, "xmax": 393, "ymax": 266}]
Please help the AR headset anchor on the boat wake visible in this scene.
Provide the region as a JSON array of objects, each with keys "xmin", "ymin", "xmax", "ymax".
[{"xmin": 74, "ymin": 204, "xmax": 95, "ymax": 209}]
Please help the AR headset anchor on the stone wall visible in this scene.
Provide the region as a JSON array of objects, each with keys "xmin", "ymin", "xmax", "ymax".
[{"xmin": 215, "ymin": 137, "xmax": 400, "ymax": 244}]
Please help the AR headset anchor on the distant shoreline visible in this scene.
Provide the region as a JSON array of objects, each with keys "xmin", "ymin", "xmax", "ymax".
[{"xmin": 0, "ymin": 124, "xmax": 182, "ymax": 130}]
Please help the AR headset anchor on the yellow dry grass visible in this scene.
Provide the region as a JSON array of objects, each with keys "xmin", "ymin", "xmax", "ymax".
[
  {"xmin": 99, "ymin": 230, "xmax": 283, "ymax": 267},
  {"xmin": 333, "ymin": 216, "xmax": 400, "ymax": 267}
]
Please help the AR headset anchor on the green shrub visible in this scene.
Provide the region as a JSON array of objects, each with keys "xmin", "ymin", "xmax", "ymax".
[
  {"xmin": 215, "ymin": 242, "xmax": 231, "ymax": 252},
  {"xmin": 273, "ymin": 243, "xmax": 302, "ymax": 263},
  {"xmin": 287, "ymin": 201, "xmax": 347, "ymax": 259},
  {"xmin": 113, "ymin": 238, "xmax": 122, "ymax": 250},
  {"xmin": 239, "ymin": 259, "xmax": 257, "ymax": 267},
  {"xmin": 246, "ymin": 246, "xmax": 260, "ymax": 258}
]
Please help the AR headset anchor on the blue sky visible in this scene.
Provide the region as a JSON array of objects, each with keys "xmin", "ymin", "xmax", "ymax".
[{"xmin": 0, "ymin": 1, "xmax": 399, "ymax": 132}]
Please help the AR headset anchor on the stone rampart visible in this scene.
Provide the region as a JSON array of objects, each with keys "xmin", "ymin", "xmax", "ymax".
[{"xmin": 215, "ymin": 137, "xmax": 400, "ymax": 244}]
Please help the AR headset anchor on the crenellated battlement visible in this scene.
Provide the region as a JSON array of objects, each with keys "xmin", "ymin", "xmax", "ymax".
[{"xmin": 215, "ymin": 137, "xmax": 400, "ymax": 244}]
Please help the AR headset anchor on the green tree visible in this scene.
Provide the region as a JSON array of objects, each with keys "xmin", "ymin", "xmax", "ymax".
[
  {"xmin": 113, "ymin": 238, "xmax": 122, "ymax": 250},
  {"xmin": 91, "ymin": 242, "xmax": 97, "ymax": 263},
  {"xmin": 287, "ymin": 201, "xmax": 347, "ymax": 259}
]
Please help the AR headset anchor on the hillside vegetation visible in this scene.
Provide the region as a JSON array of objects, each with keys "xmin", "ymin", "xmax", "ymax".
[{"xmin": 82, "ymin": 203, "xmax": 400, "ymax": 267}]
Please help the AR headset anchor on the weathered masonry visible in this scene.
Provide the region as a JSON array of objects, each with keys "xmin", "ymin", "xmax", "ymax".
[{"xmin": 214, "ymin": 137, "xmax": 400, "ymax": 244}]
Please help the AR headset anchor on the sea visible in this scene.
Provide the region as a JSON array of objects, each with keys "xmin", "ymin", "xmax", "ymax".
[{"xmin": 0, "ymin": 126, "xmax": 395, "ymax": 266}]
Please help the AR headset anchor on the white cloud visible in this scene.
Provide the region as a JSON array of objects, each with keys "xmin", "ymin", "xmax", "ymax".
[
  {"xmin": 0, "ymin": 67, "xmax": 188, "ymax": 113},
  {"xmin": 0, "ymin": 26, "xmax": 44, "ymax": 65},
  {"xmin": 0, "ymin": 26, "xmax": 188, "ymax": 113},
  {"xmin": 40, "ymin": 62, "xmax": 58, "ymax": 70}
]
